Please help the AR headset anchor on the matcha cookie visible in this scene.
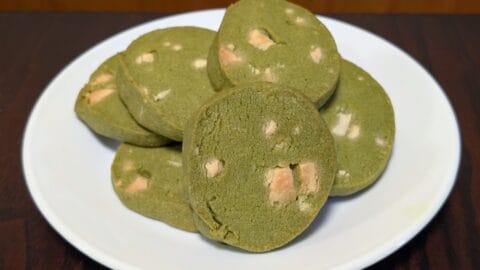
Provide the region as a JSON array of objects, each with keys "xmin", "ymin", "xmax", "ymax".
[
  {"xmin": 183, "ymin": 82, "xmax": 336, "ymax": 252},
  {"xmin": 111, "ymin": 143, "xmax": 196, "ymax": 232},
  {"xmin": 320, "ymin": 59, "xmax": 395, "ymax": 196},
  {"xmin": 207, "ymin": 0, "xmax": 341, "ymax": 107},
  {"xmin": 74, "ymin": 54, "xmax": 170, "ymax": 147},
  {"xmin": 117, "ymin": 27, "xmax": 216, "ymax": 141}
]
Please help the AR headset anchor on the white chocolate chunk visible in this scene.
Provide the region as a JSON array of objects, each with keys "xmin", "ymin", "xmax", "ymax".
[
  {"xmin": 285, "ymin": 8, "xmax": 294, "ymax": 14},
  {"xmin": 357, "ymin": 76, "xmax": 365, "ymax": 81},
  {"xmin": 172, "ymin": 44, "xmax": 183, "ymax": 51},
  {"xmin": 347, "ymin": 125, "xmax": 361, "ymax": 139},
  {"xmin": 299, "ymin": 162, "xmax": 318, "ymax": 193},
  {"xmin": 114, "ymin": 179, "xmax": 123, "ymax": 187},
  {"xmin": 263, "ymin": 120, "xmax": 278, "ymax": 137},
  {"xmin": 274, "ymin": 141, "xmax": 287, "ymax": 150},
  {"xmin": 163, "ymin": 41, "xmax": 171, "ymax": 47},
  {"xmin": 205, "ymin": 158, "xmax": 223, "ymax": 178},
  {"xmin": 337, "ymin": 170, "xmax": 351, "ymax": 178},
  {"xmin": 90, "ymin": 73, "xmax": 113, "ymax": 86},
  {"xmin": 249, "ymin": 64, "xmax": 261, "ymax": 75},
  {"xmin": 298, "ymin": 195, "xmax": 311, "ymax": 212},
  {"xmin": 375, "ymin": 136, "xmax": 387, "ymax": 147},
  {"xmin": 295, "ymin": 16, "xmax": 307, "ymax": 25},
  {"xmin": 293, "ymin": 126, "xmax": 301, "ymax": 135},
  {"xmin": 248, "ymin": 29, "xmax": 275, "ymax": 51},
  {"xmin": 192, "ymin": 58, "xmax": 207, "ymax": 69},
  {"xmin": 141, "ymin": 87, "xmax": 149, "ymax": 95},
  {"xmin": 167, "ymin": 160, "xmax": 182, "ymax": 167},
  {"xmin": 266, "ymin": 167, "xmax": 296, "ymax": 205},
  {"xmin": 310, "ymin": 47, "xmax": 323, "ymax": 64},
  {"xmin": 125, "ymin": 176, "xmax": 148, "ymax": 193},
  {"xmin": 218, "ymin": 44, "xmax": 243, "ymax": 65},
  {"xmin": 135, "ymin": 52, "xmax": 154, "ymax": 64},
  {"xmin": 87, "ymin": 88, "xmax": 114, "ymax": 105},
  {"xmin": 153, "ymin": 89, "xmax": 171, "ymax": 101},
  {"xmin": 122, "ymin": 160, "xmax": 134, "ymax": 171},
  {"xmin": 263, "ymin": 67, "xmax": 277, "ymax": 82},
  {"xmin": 336, "ymin": 170, "xmax": 351, "ymax": 185},
  {"xmin": 331, "ymin": 112, "xmax": 352, "ymax": 137}
]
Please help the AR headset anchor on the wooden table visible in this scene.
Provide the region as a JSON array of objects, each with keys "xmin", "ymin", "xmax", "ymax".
[{"xmin": 0, "ymin": 12, "xmax": 478, "ymax": 269}]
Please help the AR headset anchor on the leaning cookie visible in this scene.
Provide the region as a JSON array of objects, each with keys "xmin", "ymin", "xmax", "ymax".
[
  {"xmin": 111, "ymin": 143, "xmax": 196, "ymax": 232},
  {"xmin": 207, "ymin": 0, "xmax": 341, "ymax": 107},
  {"xmin": 320, "ymin": 59, "xmax": 395, "ymax": 196},
  {"xmin": 183, "ymin": 82, "xmax": 336, "ymax": 252},
  {"xmin": 117, "ymin": 27, "xmax": 216, "ymax": 141},
  {"xmin": 74, "ymin": 54, "xmax": 170, "ymax": 147}
]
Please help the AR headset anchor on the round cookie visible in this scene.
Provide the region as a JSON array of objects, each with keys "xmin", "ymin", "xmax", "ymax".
[
  {"xmin": 320, "ymin": 59, "xmax": 395, "ymax": 196},
  {"xmin": 111, "ymin": 143, "xmax": 196, "ymax": 232},
  {"xmin": 117, "ymin": 27, "xmax": 216, "ymax": 141},
  {"xmin": 183, "ymin": 82, "xmax": 336, "ymax": 252},
  {"xmin": 207, "ymin": 0, "xmax": 341, "ymax": 107},
  {"xmin": 74, "ymin": 54, "xmax": 170, "ymax": 147}
]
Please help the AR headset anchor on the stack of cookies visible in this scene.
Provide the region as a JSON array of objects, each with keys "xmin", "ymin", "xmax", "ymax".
[{"xmin": 75, "ymin": 0, "xmax": 394, "ymax": 252}]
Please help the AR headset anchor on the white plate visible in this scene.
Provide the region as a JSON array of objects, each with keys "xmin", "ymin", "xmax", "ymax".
[{"xmin": 22, "ymin": 9, "xmax": 460, "ymax": 270}]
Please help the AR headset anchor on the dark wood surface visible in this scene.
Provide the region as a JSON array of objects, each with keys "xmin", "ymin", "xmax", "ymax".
[
  {"xmin": 0, "ymin": 12, "xmax": 478, "ymax": 269},
  {"xmin": 2, "ymin": 0, "xmax": 480, "ymax": 13}
]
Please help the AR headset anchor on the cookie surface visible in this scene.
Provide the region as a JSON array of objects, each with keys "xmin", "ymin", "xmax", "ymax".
[
  {"xmin": 320, "ymin": 59, "xmax": 395, "ymax": 196},
  {"xmin": 117, "ymin": 27, "xmax": 216, "ymax": 141},
  {"xmin": 207, "ymin": 0, "xmax": 341, "ymax": 107},
  {"xmin": 74, "ymin": 54, "xmax": 170, "ymax": 147},
  {"xmin": 111, "ymin": 143, "xmax": 196, "ymax": 232},
  {"xmin": 183, "ymin": 82, "xmax": 336, "ymax": 252}
]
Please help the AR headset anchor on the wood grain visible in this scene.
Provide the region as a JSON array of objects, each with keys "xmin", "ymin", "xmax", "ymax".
[
  {"xmin": 0, "ymin": 12, "xmax": 478, "ymax": 269},
  {"xmin": 1, "ymin": 0, "xmax": 480, "ymax": 13}
]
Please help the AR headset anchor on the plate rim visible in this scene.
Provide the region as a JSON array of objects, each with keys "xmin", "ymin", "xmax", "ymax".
[{"xmin": 21, "ymin": 9, "xmax": 461, "ymax": 270}]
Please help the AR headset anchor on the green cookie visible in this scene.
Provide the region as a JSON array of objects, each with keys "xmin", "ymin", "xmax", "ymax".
[
  {"xmin": 74, "ymin": 54, "xmax": 170, "ymax": 147},
  {"xmin": 321, "ymin": 59, "xmax": 395, "ymax": 196},
  {"xmin": 183, "ymin": 82, "xmax": 336, "ymax": 252},
  {"xmin": 207, "ymin": 0, "xmax": 341, "ymax": 107},
  {"xmin": 117, "ymin": 27, "xmax": 216, "ymax": 141},
  {"xmin": 111, "ymin": 143, "xmax": 196, "ymax": 232}
]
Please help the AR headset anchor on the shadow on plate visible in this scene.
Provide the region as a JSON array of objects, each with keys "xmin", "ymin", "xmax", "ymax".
[{"xmin": 94, "ymin": 133, "xmax": 121, "ymax": 151}]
